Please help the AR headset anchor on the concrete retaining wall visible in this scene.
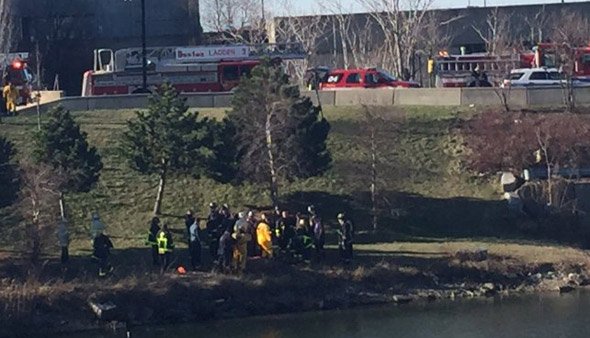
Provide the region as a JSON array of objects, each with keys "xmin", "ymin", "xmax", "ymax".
[
  {"xmin": 333, "ymin": 89, "xmax": 395, "ymax": 106},
  {"xmin": 460, "ymin": 88, "xmax": 528, "ymax": 108},
  {"xmin": 302, "ymin": 91, "xmax": 336, "ymax": 106},
  {"xmin": 394, "ymin": 88, "xmax": 461, "ymax": 106},
  {"xmin": 18, "ymin": 87, "xmax": 590, "ymax": 115}
]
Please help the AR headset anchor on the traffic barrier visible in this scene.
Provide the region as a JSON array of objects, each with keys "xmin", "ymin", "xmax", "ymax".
[
  {"xmin": 394, "ymin": 88, "xmax": 461, "ymax": 106},
  {"xmin": 460, "ymin": 87, "xmax": 527, "ymax": 108},
  {"xmin": 302, "ymin": 91, "xmax": 336, "ymax": 106},
  {"xmin": 16, "ymin": 87, "xmax": 590, "ymax": 115},
  {"xmin": 333, "ymin": 89, "xmax": 394, "ymax": 106}
]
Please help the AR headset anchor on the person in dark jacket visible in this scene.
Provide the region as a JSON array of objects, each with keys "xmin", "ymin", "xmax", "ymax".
[
  {"xmin": 337, "ymin": 213, "xmax": 354, "ymax": 263},
  {"xmin": 189, "ymin": 216, "xmax": 201, "ymax": 270},
  {"xmin": 146, "ymin": 217, "xmax": 161, "ymax": 266},
  {"xmin": 93, "ymin": 232, "xmax": 114, "ymax": 277},
  {"xmin": 217, "ymin": 225, "xmax": 234, "ymax": 273},
  {"xmin": 185, "ymin": 210, "xmax": 196, "ymax": 238},
  {"xmin": 208, "ymin": 203, "xmax": 225, "ymax": 258},
  {"xmin": 308, "ymin": 205, "xmax": 325, "ymax": 260}
]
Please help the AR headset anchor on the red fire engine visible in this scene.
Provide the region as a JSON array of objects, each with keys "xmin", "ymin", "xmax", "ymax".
[
  {"xmin": 434, "ymin": 52, "xmax": 531, "ymax": 87},
  {"xmin": 434, "ymin": 43, "xmax": 590, "ymax": 87},
  {"xmin": 81, "ymin": 43, "xmax": 306, "ymax": 96},
  {"xmin": 0, "ymin": 52, "xmax": 34, "ymax": 104},
  {"xmin": 532, "ymin": 43, "xmax": 590, "ymax": 82}
]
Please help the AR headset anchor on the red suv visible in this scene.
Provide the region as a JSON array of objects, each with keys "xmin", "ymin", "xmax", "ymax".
[{"xmin": 319, "ymin": 68, "xmax": 420, "ymax": 90}]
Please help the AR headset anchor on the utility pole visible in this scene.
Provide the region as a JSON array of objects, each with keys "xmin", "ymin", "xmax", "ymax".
[{"xmin": 140, "ymin": 0, "xmax": 148, "ymax": 92}]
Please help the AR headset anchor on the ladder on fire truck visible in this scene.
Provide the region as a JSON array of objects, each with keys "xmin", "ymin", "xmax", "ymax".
[
  {"xmin": 436, "ymin": 53, "xmax": 522, "ymax": 86},
  {"xmin": 437, "ymin": 54, "xmax": 521, "ymax": 74},
  {"xmin": 94, "ymin": 43, "xmax": 307, "ymax": 73}
]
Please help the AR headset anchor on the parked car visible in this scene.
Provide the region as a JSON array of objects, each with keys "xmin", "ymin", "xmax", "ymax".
[
  {"xmin": 318, "ymin": 68, "xmax": 420, "ymax": 90},
  {"xmin": 501, "ymin": 67, "xmax": 590, "ymax": 88}
]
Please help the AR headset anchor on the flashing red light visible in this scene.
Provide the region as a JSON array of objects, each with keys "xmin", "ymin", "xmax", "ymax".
[{"xmin": 12, "ymin": 60, "xmax": 22, "ymax": 69}]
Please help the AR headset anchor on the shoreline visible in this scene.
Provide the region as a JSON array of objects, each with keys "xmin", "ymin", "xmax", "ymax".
[{"xmin": 3, "ymin": 246, "xmax": 590, "ymax": 337}]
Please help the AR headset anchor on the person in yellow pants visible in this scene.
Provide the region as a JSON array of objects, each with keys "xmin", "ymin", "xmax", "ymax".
[
  {"xmin": 3, "ymin": 82, "xmax": 18, "ymax": 116},
  {"xmin": 256, "ymin": 213, "xmax": 273, "ymax": 258},
  {"xmin": 232, "ymin": 224, "xmax": 251, "ymax": 274}
]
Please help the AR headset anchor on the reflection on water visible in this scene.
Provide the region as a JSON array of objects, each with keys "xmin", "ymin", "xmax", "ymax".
[{"xmin": 54, "ymin": 291, "xmax": 590, "ymax": 338}]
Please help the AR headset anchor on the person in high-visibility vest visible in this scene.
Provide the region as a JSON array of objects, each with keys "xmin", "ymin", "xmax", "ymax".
[
  {"xmin": 145, "ymin": 217, "xmax": 161, "ymax": 266},
  {"xmin": 427, "ymin": 57, "xmax": 435, "ymax": 88},
  {"xmin": 156, "ymin": 224, "xmax": 174, "ymax": 273},
  {"xmin": 256, "ymin": 213, "xmax": 273, "ymax": 258},
  {"xmin": 2, "ymin": 81, "xmax": 18, "ymax": 115}
]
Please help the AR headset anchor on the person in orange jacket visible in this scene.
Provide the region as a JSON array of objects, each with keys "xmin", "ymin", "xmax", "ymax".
[{"xmin": 256, "ymin": 213, "xmax": 273, "ymax": 258}]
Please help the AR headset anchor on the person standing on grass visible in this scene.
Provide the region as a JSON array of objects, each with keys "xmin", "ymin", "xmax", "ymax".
[
  {"xmin": 156, "ymin": 224, "xmax": 174, "ymax": 273},
  {"xmin": 145, "ymin": 216, "xmax": 161, "ymax": 266},
  {"xmin": 57, "ymin": 219, "xmax": 70, "ymax": 265},
  {"xmin": 256, "ymin": 213, "xmax": 273, "ymax": 258},
  {"xmin": 309, "ymin": 205, "xmax": 325, "ymax": 260},
  {"xmin": 93, "ymin": 231, "xmax": 114, "ymax": 277},
  {"xmin": 189, "ymin": 216, "xmax": 202, "ymax": 270},
  {"xmin": 2, "ymin": 81, "xmax": 17, "ymax": 116},
  {"xmin": 90, "ymin": 212, "xmax": 106, "ymax": 242},
  {"xmin": 232, "ymin": 216, "xmax": 251, "ymax": 275},
  {"xmin": 337, "ymin": 213, "xmax": 354, "ymax": 264},
  {"xmin": 217, "ymin": 225, "xmax": 234, "ymax": 273},
  {"xmin": 185, "ymin": 210, "xmax": 195, "ymax": 240}
]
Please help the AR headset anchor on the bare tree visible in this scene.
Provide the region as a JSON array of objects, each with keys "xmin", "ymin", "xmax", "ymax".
[
  {"xmin": 274, "ymin": 2, "xmax": 330, "ymax": 84},
  {"xmin": 358, "ymin": 0, "xmax": 435, "ymax": 79},
  {"xmin": 201, "ymin": 0, "xmax": 267, "ymax": 43},
  {"xmin": 0, "ymin": 0, "xmax": 16, "ymax": 79},
  {"xmin": 550, "ymin": 10, "xmax": 590, "ymax": 113},
  {"xmin": 471, "ymin": 7, "xmax": 514, "ymax": 56},
  {"xmin": 522, "ymin": 6, "xmax": 549, "ymax": 46},
  {"xmin": 17, "ymin": 163, "xmax": 63, "ymax": 264},
  {"xmin": 360, "ymin": 106, "xmax": 403, "ymax": 231}
]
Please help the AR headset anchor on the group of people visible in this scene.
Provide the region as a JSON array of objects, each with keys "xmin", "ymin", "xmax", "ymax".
[
  {"xmin": 145, "ymin": 203, "xmax": 356, "ymax": 275},
  {"xmin": 57, "ymin": 205, "xmax": 355, "ymax": 277}
]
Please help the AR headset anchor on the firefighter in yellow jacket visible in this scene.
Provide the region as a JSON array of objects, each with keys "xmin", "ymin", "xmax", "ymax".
[
  {"xmin": 2, "ymin": 82, "xmax": 18, "ymax": 115},
  {"xmin": 256, "ymin": 213, "xmax": 273, "ymax": 258}
]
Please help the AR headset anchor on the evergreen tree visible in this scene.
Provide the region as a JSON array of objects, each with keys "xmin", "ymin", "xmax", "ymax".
[
  {"xmin": 34, "ymin": 106, "xmax": 103, "ymax": 218},
  {"xmin": 121, "ymin": 83, "xmax": 217, "ymax": 215},
  {"xmin": 226, "ymin": 59, "xmax": 331, "ymax": 206},
  {"xmin": 0, "ymin": 136, "xmax": 19, "ymax": 208}
]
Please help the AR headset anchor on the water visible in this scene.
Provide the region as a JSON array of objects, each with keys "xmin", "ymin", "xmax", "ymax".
[{"xmin": 55, "ymin": 291, "xmax": 590, "ymax": 338}]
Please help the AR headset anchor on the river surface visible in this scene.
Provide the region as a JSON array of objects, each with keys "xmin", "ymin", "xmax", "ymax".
[{"xmin": 55, "ymin": 291, "xmax": 590, "ymax": 338}]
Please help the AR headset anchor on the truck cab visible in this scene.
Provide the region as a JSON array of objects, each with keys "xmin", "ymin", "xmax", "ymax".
[{"xmin": 319, "ymin": 68, "xmax": 420, "ymax": 90}]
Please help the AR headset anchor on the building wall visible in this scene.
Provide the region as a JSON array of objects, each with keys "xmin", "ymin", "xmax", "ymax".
[
  {"xmin": 274, "ymin": 1, "xmax": 590, "ymax": 66},
  {"xmin": 10, "ymin": 0, "xmax": 202, "ymax": 95}
]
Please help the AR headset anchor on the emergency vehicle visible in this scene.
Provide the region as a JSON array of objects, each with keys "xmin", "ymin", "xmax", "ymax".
[
  {"xmin": 0, "ymin": 52, "xmax": 34, "ymax": 104},
  {"xmin": 433, "ymin": 43, "xmax": 590, "ymax": 87},
  {"xmin": 532, "ymin": 43, "xmax": 590, "ymax": 82},
  {"xmin": 434, "ymin": 51, "xmax": 529, "ymax": 87},
  {"xmin": 81, "ymin": 43, "xmax": 306, "ymax": 96},
  {"xmin": 318, "ymin": 68, "xmax": 420, "ymax": 90}
]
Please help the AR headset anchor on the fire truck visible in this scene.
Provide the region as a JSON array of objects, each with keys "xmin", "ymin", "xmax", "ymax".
[
  {"xmin": 81, "ymin": 43, "xmax": 306, "ymax": 96},
  {"xmin": 434, "ymin": 52, "xmax": 530, "ymax": 87},
  {"xmin": 434, "ymin": 43, "xmax": 590, "ymax": 87},
  {"xmin": 0, "ymin": 52, "xmax": 35, "ymax": 104},
  {"xmin": 532, "ymin": 43, "xmax": 590, "ymax": 82}
]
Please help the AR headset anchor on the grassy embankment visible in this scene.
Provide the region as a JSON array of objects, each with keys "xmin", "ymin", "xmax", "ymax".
[
  {"xmin": 1, "ymin": 105, "xmax": 590, "ymax": 335},
  {"xmin": 0, "ymin": 105, "xmax": 504, "ymax": 251}
]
